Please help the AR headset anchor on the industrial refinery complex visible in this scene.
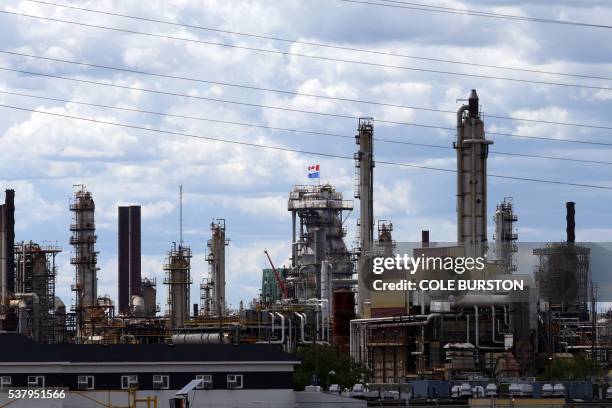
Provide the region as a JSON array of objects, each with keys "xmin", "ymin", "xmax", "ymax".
[{"xmin": 0, "ymin": 89, "xmax": 610, "ymax": 407}]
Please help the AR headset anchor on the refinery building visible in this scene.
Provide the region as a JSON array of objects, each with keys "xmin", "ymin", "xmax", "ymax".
[{"xmin": 0, "ymin": 90, "xmax": 605, "ymax": 406}]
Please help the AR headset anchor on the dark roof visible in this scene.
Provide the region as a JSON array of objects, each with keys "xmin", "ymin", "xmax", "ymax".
[{"xmin": 0, "ymin": 334, "xmax": 297, "ymax": 364}]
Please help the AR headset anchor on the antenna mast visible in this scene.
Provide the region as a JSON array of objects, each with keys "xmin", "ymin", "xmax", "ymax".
[{"xmin": 179, "ymin": 185, "xmax": 183, "ymax": 246}]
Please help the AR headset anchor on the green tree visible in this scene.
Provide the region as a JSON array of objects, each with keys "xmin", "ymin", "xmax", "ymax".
[
  {"xmin": 293, "ymin": 344, "xmax": 370, "ymax": 391},
  {"xmin": 538, "ymin": 356, "xmax": 601, "ymax": 381}
]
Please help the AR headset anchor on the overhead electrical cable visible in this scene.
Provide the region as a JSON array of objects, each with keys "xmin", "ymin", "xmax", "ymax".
[
  {"xmin": 1, "ymin": 10, "xmax": 611, "ymax": 92},
  {"xmin": 3, "ymin": 66, "xmax": 610, "ymax": 147},
  {"xmin": 21, "ymin": 0, "xmax": 612, "ymax": 81},
  {"xmin": 2, "ymin": 50, "xmax": 611, "ymax": 131},
  {"xmin": 1, "ymin": 103, "xmax": 611, "ymax": 190},
  {"xmin": 338, "ymin": 0, "xmax": 612, "ymax": 29},
  {"xmin": 3, "ymin": 89, "xmax": 610, "ymax": 166}
]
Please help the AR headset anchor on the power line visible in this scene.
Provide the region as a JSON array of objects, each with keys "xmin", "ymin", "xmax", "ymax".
[
  {"xmin": 4, "ymin": 89, "xmax": 611, "ymax": 166},
  {"xmin": 2, "ymin": 10, "xmax": 611, "ymax": 92},
  {"xmin": 3, "ymin": 50, "xmax": 611, "ymax": 132},
  {"xmin": 4, "ymin": 66, "xmax": 611, "ymax": 147},
  {"xmin": 0, "ymin": 89, "xmax": 352, "ymax": 138},
  {"xmin": 1, "ymin": 103, "xmax": 610, "ymax": 191},
  {"xmin": 339, "ymin": 0, "xmax": 612, "ymax": 29},
  {"xmin": 22, "ymin": 0, "xmax": 612, "ymax": 82}
]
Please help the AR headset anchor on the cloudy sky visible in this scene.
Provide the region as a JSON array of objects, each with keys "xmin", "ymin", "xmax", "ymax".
[{"xmin": 0, "ymin": 0, "xmax": 611, "ymax": 311}]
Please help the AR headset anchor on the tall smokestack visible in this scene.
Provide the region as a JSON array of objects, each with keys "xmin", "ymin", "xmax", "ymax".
[
  {"xmin": 468, "ymin": 89, "xmax": 479, "ymax": 118},
  {"xmin": 421, "ymin": 230, "xmax": 430, "ymax": 248},
  {"xmin": 118, "ymin": 205, "xmax": 142, "ymax": 313},
  {"xmin": 118, "ymin": 206, "xmax": 130, "ymax": 312},
  {"xmin": 129, "ymin": 206, "xmax": 141, "ymax": 297},
  {"xmin": 566, "ymin": 201, "xmax": 575, "ymax": 243},
  {"xmin": 5, "ymin": 190, "xmax": 14, "ymax": 294}
]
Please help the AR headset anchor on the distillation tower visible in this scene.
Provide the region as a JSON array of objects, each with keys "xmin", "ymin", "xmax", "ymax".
[
  {"xmin": 355, "ymin": 118, "xmax": 375, "ymax": 316},
  {"xmin": 69, "ymin": 185, "xmax": 98, "ymax": 337},
  {"xmin": 164, "ymin": 244, "xmax": 192, "ymax": 329},
  {"xmin": 455, "ymin": 90, "xmax": 493, "ymax": 258},
  {"xmin": 493, "ymin": 198, "xmax": 518, "ymax": 273},
  {"xmin": 205, "ymin": 220, "xmax": 228, "ymax": 316}
]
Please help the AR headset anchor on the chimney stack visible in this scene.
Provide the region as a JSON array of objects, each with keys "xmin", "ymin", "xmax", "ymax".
[
  {"xmin": 118, "ymin": 205, "xmax": 142, "ymax": 313},
  {"xmin": 566, "ymin": 202, "xmax": 575, "ymax": 243},
  {"xmin": 422, "ymin": 230, "xmax": 430, "ymax": 248},
  {"xmin": 468, "ymin": 89, "xmax": 479, "ymax": 118},
  {"xmin": 5, "ymin": 190, "xmax": 15, "ymax": 294}
]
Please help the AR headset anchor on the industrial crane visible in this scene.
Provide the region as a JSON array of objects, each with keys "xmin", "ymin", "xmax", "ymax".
[{"xmin": 264, "ymin": 250, "xmax": 288, "ymax": 299}]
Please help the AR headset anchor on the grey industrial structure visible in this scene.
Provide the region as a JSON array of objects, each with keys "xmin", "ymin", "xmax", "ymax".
[
  {"xmin": 206, "ymin": 219, "xmax": 228, "ymax": 317},
  {"xmin": 0, "ymin": 90, "xmax": 607, "ymax": 405},
  {"xmin": 69, "ymin": 185, "xmax": 99, "ymax": 338},
  {"xmin": 455, "ymin": 90, "xmax": 492, "ymax": 259},
  {"xmin": 355, "ymin": 118, "xmax": 375, "ymax": 317},
  {"xmin": 164, "ymin": 243, "xmax": 192, "ymax": 330}
]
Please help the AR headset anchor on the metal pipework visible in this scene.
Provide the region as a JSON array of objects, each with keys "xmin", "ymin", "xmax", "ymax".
[
  {"xmin": 171, "ymin": 333, "xmax": 229, "ymax": 344},
  {"xmin": 471, "ymin": 305, "xmax": 504, "ymax": 350},
  {"xmin": 269, "ymin": 312, "xmax": 275, "ymax": 334},
  {"xmin": 350, "ymin": 314, "xmax": 441, "ymax": 332},
  {"xmin": 350, "ymin": 314, "xmax": 447, "ymax": 366},
  {"xmin": 321, "ymin": 308, "xmax": 327, "ymax": 343},
  {"xmin": 491, "ymin": 306, "xmax": 504, "ymax": 344},
  {"xmin": 503, "ymin": 305, "xmax": 509, "ymax": 326},
  {"xmin": 287, "ymin": 316, "xmax": 292, "ymax": 353},
  {"xmin": 455, "ymin": 294, "xmax": 512, "ymax": 306},
  {"xmin": 275, "ymin": 312, "xmax": 285, "ymax": 344},
  {"xmin": 474, "ymin": 305, "xmax": 479, "ymax": 348},
  {"xmin": 295, "ymin": 312, "xmax": 306, "ymax": 343},
  {"xmin": 315, "ymin": 311, "xmax": 320, "ymax": 341}
]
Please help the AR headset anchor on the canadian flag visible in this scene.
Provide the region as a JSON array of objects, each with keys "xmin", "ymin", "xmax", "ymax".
[{"xmin": 307, "ymin": 164, "xmax": 320, "ymax": 179}]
